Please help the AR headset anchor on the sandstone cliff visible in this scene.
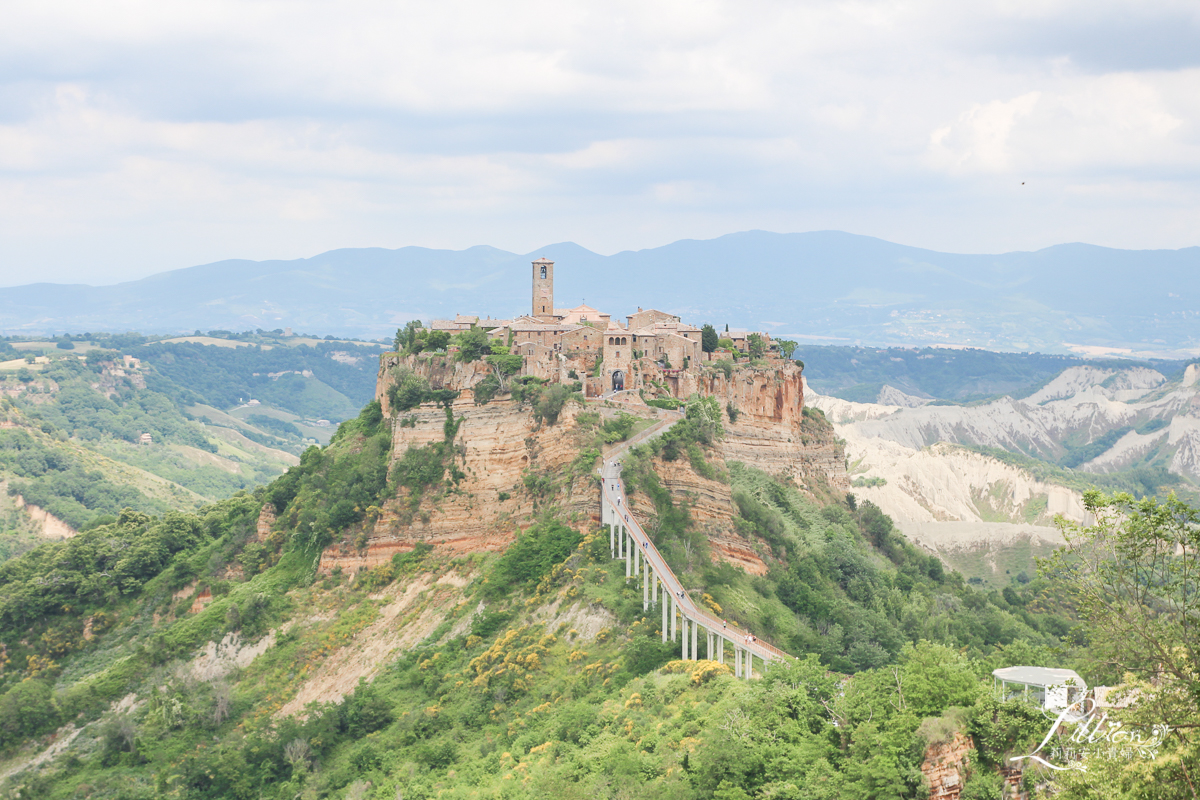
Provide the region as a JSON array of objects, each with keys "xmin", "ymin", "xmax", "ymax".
[
  {"xmin": 321, "ymin": 353, "xmax": 848, "ymax": 576},
  {"xmin": 921, "ymin": 731, "xmax": 974, "ymax": 800},
  {"xmin": 318, "ymin": 394, "xmax": 600, "ymax": 576},
  {"xmin": 672, "ymin": 358, "xmax": 848, "ymax": 497}
]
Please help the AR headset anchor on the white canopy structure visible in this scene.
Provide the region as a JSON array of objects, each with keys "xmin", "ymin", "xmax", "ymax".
[{"xmin": 993, "ymin": 666, "xmax": 1086, "ymax": 712}]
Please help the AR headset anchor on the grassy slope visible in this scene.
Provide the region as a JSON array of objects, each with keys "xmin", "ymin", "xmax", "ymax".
[
  {"xmin": 0, "ymin": 354, "xmax": 304, "ymax": 538},
  {"xmin": 0, "ymin": 397, "xmax": 1086, "ymax": 799}
]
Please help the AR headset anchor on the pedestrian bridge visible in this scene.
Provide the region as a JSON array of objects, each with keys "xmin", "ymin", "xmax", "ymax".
[{"xmin": 598, "ymin": 417, "xmax": 791, "ymax": 678}]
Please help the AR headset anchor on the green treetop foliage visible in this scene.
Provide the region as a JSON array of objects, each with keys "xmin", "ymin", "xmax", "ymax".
[
  {"xmin": 701, "ymin": 323, "xmax": 719, "ymax": 353},
  {"xmin": 394, "ymin": 320, "xmax": 423, "ymax": 352},
  {"xmin": 133, "ymin": 340, "xmax": 380, "ymax": 419},
  {"xmin": 485, "ymin": 516, "xmax": 582, "ymax": 597},
  {"xmin": 23, "ymin": 360, "xmax": 214, "ymax": 452},
  {"xmin": 266, "ymin": 402, "xmax": 392, "ymax": 550},
  {"xmin": 777, "ymin": 339, "xmax": 798, "ymax": 359},
  {"xmin": 719, "ymin": 463, "xmax": 1065, "ymax": 671},
  {"xmin": 470, "ymin": 349, "xmax": 524, "ymax": 405},
  {"xmin": 453, "ymin": 326, "xmax": 492, "ymax": 362},
  {"xmin": 747, "ymin": 333, "xmax": 766, "ymax": 359},
  {"xmin": 485, "ymin": 352, "xmax": 521, "ymax": 376},
  {"xmin": 1042, "ymin": 490, "xmax": 1200, "ymax": 798},
  {"xmin": 424, "ymin": 330, "xmax": 451, "ymax": 352},
  {"xmin": 0, "ymin": 429, "xmax": 170, "ymax": 529},
  {"xmin": 386, "ymin": 367, "xmax": 432, "ymax": 412}
]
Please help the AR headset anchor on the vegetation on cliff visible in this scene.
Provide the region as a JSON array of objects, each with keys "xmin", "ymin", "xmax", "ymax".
[{"xmin": 0, "ymin": 363, "xmax": 1191, "ymax": 799}]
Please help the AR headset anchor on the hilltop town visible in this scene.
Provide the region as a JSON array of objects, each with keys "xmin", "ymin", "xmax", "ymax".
[{"xmin": 419, "ymin": 257, "xmax": 789, "ymax": 398}]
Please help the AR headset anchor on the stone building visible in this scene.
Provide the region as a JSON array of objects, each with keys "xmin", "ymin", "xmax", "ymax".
[
  {"xmin": 532, "ymin": 257, "xmax": 556, "ymax": 321},
  {"xmin": 427, "ymin": 257, "xmax": 773, "ymax": 395}
]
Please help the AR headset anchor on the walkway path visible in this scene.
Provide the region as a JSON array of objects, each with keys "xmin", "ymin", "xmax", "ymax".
[{"xmin": 599, "ymin": 414, "xmax": 790, "ymax": 678}]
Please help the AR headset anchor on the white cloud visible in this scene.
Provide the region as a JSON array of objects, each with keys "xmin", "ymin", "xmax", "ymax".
[
  {"xmin": 0, "ymin": 0, "xmax": 1198, "ymax": 283},
  {"xmin": 929, "ymin": 92, "xmax": 1042, "ymax": 174}
]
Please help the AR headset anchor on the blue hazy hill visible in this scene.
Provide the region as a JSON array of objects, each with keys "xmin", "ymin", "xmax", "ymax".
[{"xmin": 2, "ymin": 231, "xmax": 1197, "ymax": 353}]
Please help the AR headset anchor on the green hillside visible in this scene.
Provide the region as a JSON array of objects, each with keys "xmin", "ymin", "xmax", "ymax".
[
  {"xmin": 0, "ymin": 332, "xmax": 384, "ymax": 543},
  {"xmin": 0, "ymin": 341, "xmax": 1189, "ymax": 798},
  {"xmin": 0, "ymin": 396, "xmax": 1108, "ymax": 800}
]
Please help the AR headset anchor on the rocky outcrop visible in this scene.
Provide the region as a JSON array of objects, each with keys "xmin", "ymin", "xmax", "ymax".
[
  {"xmin": 329, "ymin": 352, "xmax": 849, "ymax": 576},
  {"xmin": 256, "ymin": 503, "xmax": 276, "ymax": 541},
  {"xmin": 626, "ymin": 454, "xmax": 768, "ymax": 576},
  {"xmin": 921, "ymin": 732, "xmax": 973, "ymax": 800},
  {"xmin": 679, "ymin": 360, "xmax": 848, "ymax": 496},
  {"xmin": 320, "ymin": 393, "xmax": 599, "ymax": 576}
]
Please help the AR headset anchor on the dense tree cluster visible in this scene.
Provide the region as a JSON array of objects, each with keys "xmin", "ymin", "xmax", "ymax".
[
  {"xmin": 134, "ymin": 340, "xmax": 379, "ymax": 420},
  {"xmin": 267, "ymin": 403, "xmax": 392, "ymax": 550},
  {"xmin": 0, "ymin": 429, "xmax": 169, "ymax": 528}
]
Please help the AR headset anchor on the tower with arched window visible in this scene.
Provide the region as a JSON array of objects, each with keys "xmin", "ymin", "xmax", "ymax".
[{"xmin": 532, "ymin": 258, "xmax": 554, "ymax": 321}]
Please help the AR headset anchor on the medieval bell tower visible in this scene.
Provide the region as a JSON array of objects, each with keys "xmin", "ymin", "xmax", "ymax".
[{"xmin": 532, "ymin": 258, "xmax": 555, "ymax": 321}]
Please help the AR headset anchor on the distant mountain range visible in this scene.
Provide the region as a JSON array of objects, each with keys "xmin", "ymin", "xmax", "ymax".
[{"xmin": 4, "ymin": 231, "xmax": 1198, "ymax": 355}]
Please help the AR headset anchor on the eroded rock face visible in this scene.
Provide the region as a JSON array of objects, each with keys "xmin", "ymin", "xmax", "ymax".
[
  {"xmin": 320, "ymin": 393, "xmax": 600, "ymax": 576},
  {"xmin": 321, "ymin": 353, "xmax": 847, "ymax": 576},
  {"xmin": 921, "ymin": 732, "xmax": 974, "ymax": 800},
  {"xmin": 626, "ymin": 454, "xmax": 768, "ymax": 576}
]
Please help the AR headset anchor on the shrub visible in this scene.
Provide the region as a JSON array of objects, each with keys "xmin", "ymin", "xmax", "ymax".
[
  {"xmin": 533, "ymin": 384, "xmax": 574, "ymax": 425},
  {"xmin": 0, "ymin": 679, "xmax": 59, "ymax": 748},
  {"xmin": 851, "ymin": 476, "xmax": 887, "ymax": 488},
  {"xmin": 472, "ymin": 373, "xmax": 501, "ymax": 405},
  {"xmin": 387, "ymin": 368, "xmax": 432, "ymax": 412},
  {"xmin": 601, "ymin": 412, "xmax": 637, "ymax": 443},
  {"xmin": 486, "ymin": 518, "xmax": 581, "ymax": 595}
]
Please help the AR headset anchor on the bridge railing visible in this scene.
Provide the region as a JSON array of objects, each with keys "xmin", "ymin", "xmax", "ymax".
[{"xmin": 600, "ymin": 455, "xmax": 792, "ymax": 669}]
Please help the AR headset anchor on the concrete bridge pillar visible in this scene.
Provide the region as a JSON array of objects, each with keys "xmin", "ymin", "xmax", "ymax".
[
  {"xmin": 706, "ymin": 630, "xmax": 713, "ymax": 660},
  {"xmin": 624, "ymin": 529, "xmax": 631, "ymax": 580},
  {"xmin": 633, "ymin": 535, "xmax": 641, "ymax": 583},
  {"xmin": 734, "ymin": 647, "xmax": 742, "ymax": 678},
  {"xmin": 745, "ymin": 651, "xmax": 753, "ymax": 680},
  {"xmin": 681, "ymin": 617, "xmax": 689, "ymax": 660},
  {"xmin": 691, "ymin": 617, "xmax": 698, "ymax": 661},
  {"xmin": 717, "ymin": 637, "xmax": 725, "ymax": 665},
  {"xmin": 670, "ymin": 595, "xmax": 677, "ymax": 642},
  {"xmin": 661, "ymin": 590, "xmax": 668, "ymax": 642},
  {"xmin": 642, "ymin": 560, "xmax": 649, "ymax": 611},
  {"xmin": 608, "ymin": 521, "xmax": 614, "ymax": 559}
]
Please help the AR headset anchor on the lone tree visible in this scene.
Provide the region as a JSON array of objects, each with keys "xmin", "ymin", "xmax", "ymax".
[
  {"xmin": 747, "ymin": 333, "xmax": 766, "ymax": 359},
  {"xmin": 395, "ymin": 320, "xmax": 423, "ymax": 352},
  {"xmin": 777, "ymin": 339, "xmax": 798, "ymax": 360},
  {"xmin": 455, "ymin": 326, "xmax": 492, "ymax": 362},
  {"xmin": 701, "ymin": 324, "xmax": 719, "ymax": 353},
  {"xmin": 425, "ymin": 330, "xmax": 451, "ymax": 351}
]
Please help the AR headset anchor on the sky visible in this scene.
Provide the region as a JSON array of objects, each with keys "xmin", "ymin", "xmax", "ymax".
[{"xmin": 2, "ymin": 0, "xmax": 1199, "ymax": 286}]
